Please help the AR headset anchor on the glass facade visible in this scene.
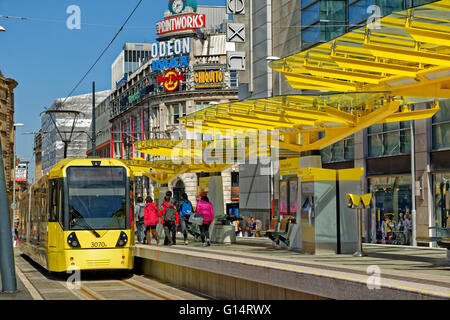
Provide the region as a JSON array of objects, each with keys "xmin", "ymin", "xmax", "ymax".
[
  {"xmin": 369, "ymin": 176, "xmax": 412, "ymax": 245},
  {"xmin": 368, "ymin": 122, "xmax": 411, "ymax": 158},
  {"xmin": 432, "ymin": 100, "xmax": 450, "ymax": 151},
  {"xmin": 301, "ymin": 0, "xmax": 438, "ymax": 49},
  {"xmin": 433, "ymin": 173, "xmax": 450, "ymax": 232}
]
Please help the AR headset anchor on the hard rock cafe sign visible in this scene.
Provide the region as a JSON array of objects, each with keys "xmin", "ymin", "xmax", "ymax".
[{"xmin": 157, "ymin": 70, "xmax": 185, "ymax": 92}]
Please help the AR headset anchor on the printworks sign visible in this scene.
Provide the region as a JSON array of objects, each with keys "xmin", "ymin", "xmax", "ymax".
[
  {"xmin": 158, "ymin": 70, "xmax": 185, "ymax": 92},
  {"xmin": 194, "ymin": 70, "xmax": 224, "ymax": 89},
  {"xmin": 156, "ymin": 13, "xmax": 206, "ymax": 35}
]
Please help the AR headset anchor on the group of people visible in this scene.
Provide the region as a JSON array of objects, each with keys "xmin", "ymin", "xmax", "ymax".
[
  {"xmin": 232, "ymin": 216, "xmax": 260, "ymax": 237},
  {"xmin": 134, "ymin": 191, "xmax": 215, "ymax": 247},
  {"xmin": 381, "ymin": 212, "xmax": 413, "ymax": 245}
]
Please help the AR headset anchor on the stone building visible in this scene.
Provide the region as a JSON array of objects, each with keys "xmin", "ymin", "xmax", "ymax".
[{"xmin": 0, "ymin": 71, "xmax": 18, "ymax": 206}]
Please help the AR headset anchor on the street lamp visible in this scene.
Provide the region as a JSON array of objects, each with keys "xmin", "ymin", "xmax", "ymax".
[
  {"xmin": 12, "ymin": 123, "xmax": 24, "ymax": 225},
  {"xmin": 266, "ymin": 56, "xmax": 282, "ymax": 96},
  {"xmin": 0, "ymin": 26, "xmax": 5, "ymax": 32}
]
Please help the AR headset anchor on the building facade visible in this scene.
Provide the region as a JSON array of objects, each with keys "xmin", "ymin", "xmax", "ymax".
[
  {"xmin": 234, "ymin": 0, "xmax": 445, "ymax": 245},
  {"xmin": 40, "ymin": 90, "xmax": 110, "ymax": 174},
  {"xmin": 0, "ymin": 71, "xmax": 18, "ymax": 207},
  {"xmin": 88, "ymin": 3, "xmax": 239, "ymax": 211}
]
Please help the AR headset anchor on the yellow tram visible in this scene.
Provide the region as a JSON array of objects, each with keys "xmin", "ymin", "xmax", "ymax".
[{"xmin": 18, "ymin": 158, "xmax": 134, "ymax": 272}]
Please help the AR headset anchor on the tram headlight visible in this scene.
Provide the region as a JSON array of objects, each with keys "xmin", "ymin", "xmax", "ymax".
[
  {"xmin": 116, "ymin": 231, "xmax": 128, "ymax": 247},
  {"xmin": 67, "ymin": 232, "xmax": 81, "ymax": 248}
]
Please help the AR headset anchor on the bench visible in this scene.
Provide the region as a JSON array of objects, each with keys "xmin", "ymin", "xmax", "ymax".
[
  {"xmin": 266, "ymin": 216, "xmax": 296, "ymax": 246},
  {"xmin": 250, "ymin": 218, "xmax": 279, "ymax": 238}
]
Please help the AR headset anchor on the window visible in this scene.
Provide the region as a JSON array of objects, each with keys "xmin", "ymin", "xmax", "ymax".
[
  {"xmin": 432, "ymin": 100, "xmax": 450, "ymax": 150},
  {"xmin": 368, "ymin": 121, "xmax": 411, "ymax": 157},
  {"xmin": 230, "ymin": 71, "xmax": 238, "ymax": 88},
  {"xmin": 321, "ymin": 135, "xmax": 354, "ymax": 163},
  {"xmin": 301, "ymin": 0, "xmax": 347, "ymax": 49}
]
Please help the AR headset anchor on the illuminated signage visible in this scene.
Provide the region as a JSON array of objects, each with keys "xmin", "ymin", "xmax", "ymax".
[
  {"xmin": 150, "ymin": 37, "xmax": 191, "ymax": 59},
  {"xmin": 156, "ymin": 13, "xmax": 206, "ymax": 35},
  {"xmin": 152, "ymin": 55, "xmax": 190, "ymax": 71},
  {"xmin": 157, "ymin": 70, "xmax": 185, "ymax": 92},
  {"xmin": 129, "ymin": 92, "xmax": 140, "ymax": 104},
  {"xmin": 194, "ymin": 70, "xmax": 224, "ymax": 89}
]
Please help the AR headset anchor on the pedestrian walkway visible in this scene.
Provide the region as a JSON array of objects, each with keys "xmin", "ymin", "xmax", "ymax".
[
  {"xmin": 0, "ymin": 251, "xmax": 34, "ymax": 300},
  {"xmin": 134, "ymin": 235, "xmax": 450, "ymax": 300}
]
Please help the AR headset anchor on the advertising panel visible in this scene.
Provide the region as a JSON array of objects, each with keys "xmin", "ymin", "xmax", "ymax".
[{"xmin": 194, "ymin": 70, "xmax": 224, "ymax": 89}]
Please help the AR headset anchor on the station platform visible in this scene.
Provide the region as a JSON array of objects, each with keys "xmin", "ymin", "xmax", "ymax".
[{"xmin": 134, "ymin": 236, "xmax": 450, "ymax": 300}]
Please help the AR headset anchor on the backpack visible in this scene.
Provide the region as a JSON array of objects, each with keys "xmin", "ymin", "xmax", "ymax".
[
  {"xmin": 181, "ymin": 200, "xmax": 193, "ymax": 217},
  {"xmin": 136, "ymin": 204, "xmax": 145, "ymax": 220},
  {"xmin": 163, "ymin": 203, "xmax": 177, "ymax": 223}
]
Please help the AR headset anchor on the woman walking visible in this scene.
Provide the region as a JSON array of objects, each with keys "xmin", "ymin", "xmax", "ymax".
[
  {"xmin": 144, "ymin": 196, "xmax": 160, "ymax": 245},
  {"xmin": 196, "ymin": 193, "xmax": 214, "ymax": 247}
]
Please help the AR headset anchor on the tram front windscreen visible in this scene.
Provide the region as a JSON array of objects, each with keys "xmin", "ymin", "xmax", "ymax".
[{"xmin": 67, "ymin": 166, "xmax": 128, "ymax": 230}]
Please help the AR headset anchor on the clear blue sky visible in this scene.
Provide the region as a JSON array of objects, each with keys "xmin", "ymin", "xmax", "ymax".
[{"xmin": 0, "ymin": 0, "xmax": 226, "ymax": 181}]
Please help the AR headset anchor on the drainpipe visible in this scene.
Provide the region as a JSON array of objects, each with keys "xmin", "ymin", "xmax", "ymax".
[{"xmin": 411, "ymin": 120, "xmax": 417, "ymax": 246}]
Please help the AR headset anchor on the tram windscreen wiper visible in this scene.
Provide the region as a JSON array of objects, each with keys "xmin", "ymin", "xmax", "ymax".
[{"xmin": 70, "ymin": 207, "xmax": 101, "ymax": 238}]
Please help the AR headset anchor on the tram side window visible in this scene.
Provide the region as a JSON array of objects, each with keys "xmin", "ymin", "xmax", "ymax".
[{"xmin": 49, "ymin": 181, "xmax": 60, "ymax": 222}]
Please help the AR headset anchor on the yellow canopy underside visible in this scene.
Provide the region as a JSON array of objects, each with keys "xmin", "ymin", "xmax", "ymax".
[
  {"xmin": 176, "ymin": 1, "xmax": 450, "ymax": 153},
  {"xmin": 121, "ymin": 159, "xmax": 233, "ymax": 185},
  {"xmin": 270, "ymin": 0, "xmax": 450, "ymax": 98}
]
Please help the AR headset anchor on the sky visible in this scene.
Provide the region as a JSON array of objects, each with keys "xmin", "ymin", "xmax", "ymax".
[{"xmin": 0, "ymin": 0, "xmax": 226, "ymax": 182}]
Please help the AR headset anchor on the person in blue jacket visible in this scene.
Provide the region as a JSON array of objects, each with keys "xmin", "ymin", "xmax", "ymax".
[{"xmin": 177, "ymin": 192, "xmax": 194, "ymax": 245}]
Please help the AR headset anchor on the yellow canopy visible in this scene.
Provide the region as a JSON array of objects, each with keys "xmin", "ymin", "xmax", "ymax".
[{"xmin": 270, "ymin": 0, "xmax": 450, "ymax": 99}]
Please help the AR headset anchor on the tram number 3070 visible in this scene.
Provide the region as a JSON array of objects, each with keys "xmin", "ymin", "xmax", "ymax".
[{"xmin": 91, "ymin": 242, "xmax": 107, "ymax": 248}]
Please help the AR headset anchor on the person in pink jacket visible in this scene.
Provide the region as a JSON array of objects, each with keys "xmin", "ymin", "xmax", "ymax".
[
  {"xmin": 144, "ymin": 196, "xmax": 161, "ymax": 245},
  {"xmin": 196, "ymin": 193, "xmax": 214, "ymax": 247}
]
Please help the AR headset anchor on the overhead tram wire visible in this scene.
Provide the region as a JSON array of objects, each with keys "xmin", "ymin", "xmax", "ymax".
[{"xmin": 57, "ymin": 0, "xmax": 144, "ymax": 109}]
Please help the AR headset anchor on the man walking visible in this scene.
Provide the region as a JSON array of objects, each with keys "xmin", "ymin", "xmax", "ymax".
[
  {"xmin": 159, "ymin": 192, "xmax": 180, "ymax": 246},
  {"xmin": 404, "ymin": 213, "xmax": 413, "ymax": 245}
]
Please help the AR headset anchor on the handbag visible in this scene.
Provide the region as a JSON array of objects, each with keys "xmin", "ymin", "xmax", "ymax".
[{"xmin": 189, "ymin": 213, "xmax": 204, "ymax": 225}]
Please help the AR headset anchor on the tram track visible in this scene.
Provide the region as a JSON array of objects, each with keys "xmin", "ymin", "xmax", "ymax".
[{"xmin": 15, "ymin": 252, "xmax": 207, "ymax": 301}]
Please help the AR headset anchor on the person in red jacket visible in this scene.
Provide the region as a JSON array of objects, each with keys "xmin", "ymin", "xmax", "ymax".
[
  {"xmin": 144, "ymin": 196, "xmax": 161, "ymax": 245},
  {"xmin": 159, "ymin": 194, "xmax": 180, "ymax": 246},
  {"xmin": 196, "ymin": 193, "xmax": 214, "ymax": 247}
]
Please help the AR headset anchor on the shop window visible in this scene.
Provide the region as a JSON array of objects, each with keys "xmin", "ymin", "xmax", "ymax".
[
  {"xmin": 432, "ymin": 100, "xmax": 450, "ymax": 151},
  {"xmin": 433, "ymin": 173, "xmax": 450, "ymax": 231},
  {"xmin": 369, "ymin": 176, "xmax": 412, "ymax": 245},
  {"xmin": 368, "ymin": 121, "xmax": 411, "ymax": 158},
  {"xmin": 280, "ymin": 179, "xmax": 298, "ymax": 216}
]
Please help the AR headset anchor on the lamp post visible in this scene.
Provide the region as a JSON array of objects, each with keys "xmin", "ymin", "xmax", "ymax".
[
  {"xmin": 12, "ymin": 123, "xmax": 24, "ymax": 225},
  {"xmin": 0, "ymin": 26, "xmax": 5, "ymax": 32}
]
